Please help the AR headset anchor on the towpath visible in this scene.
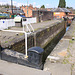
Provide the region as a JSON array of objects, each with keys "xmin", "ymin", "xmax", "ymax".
[{"xmin": 44, "ymin": 20, "xmax": 75, "ymax": 75}]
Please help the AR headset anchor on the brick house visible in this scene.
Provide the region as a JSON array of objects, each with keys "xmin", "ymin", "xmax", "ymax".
[
  {"xmin": 21, "ymin": 4, "xmax": 37, "ymax": 17},
  {"xmin": 67, "ymin": 9, "xmax": 75, "ymax": 19},
  {"xmin": 21, "ymin": 5, "xmax": 53, "ymax": 22},
  {"xmin": 51, "ymin": 8, "xmax": 71, "ymax": 19}
]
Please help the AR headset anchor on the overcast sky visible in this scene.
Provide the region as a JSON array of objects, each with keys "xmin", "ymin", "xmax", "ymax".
[{"xmin": 0, "ymin": 0, "xmax": 75, "ymax": 9}]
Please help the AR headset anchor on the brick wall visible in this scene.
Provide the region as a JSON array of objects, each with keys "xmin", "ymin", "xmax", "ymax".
[
  {"xmin": 32, "ymin": 11, "xmax": 53, "ymax": 22},
  {"xmin": 54, "ymin": 12, "xmax": 66, "ymax": 19}
]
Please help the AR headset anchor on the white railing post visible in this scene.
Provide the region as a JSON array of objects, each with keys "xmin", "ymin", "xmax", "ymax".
[
  {"xmin": 2, "ymin": 30, "xmax": 28, "ymax": 58},
  {"xmin": 1, "ymin": 18, "xmax": 35, "ymax": 58}
]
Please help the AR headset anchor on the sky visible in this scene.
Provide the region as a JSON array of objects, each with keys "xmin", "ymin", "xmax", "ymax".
[{"xmin": 0, "ymin": 0, "xmax": 75, "ymax": 9}]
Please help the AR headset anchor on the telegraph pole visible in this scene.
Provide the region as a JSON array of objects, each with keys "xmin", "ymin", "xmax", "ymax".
[
  {"xmin": 27, "ymin": 0, "xmax": 28, "ymax": 17},
  {"xmin": 11, "ymin": 0, "xmax": 13, "ymax": 18}
]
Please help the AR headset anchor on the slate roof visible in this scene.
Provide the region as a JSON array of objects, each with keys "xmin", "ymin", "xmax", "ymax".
[
  {"xmin": 51, "ymin": 8, "xmax": 71, "ymax": 12},
  {"xmin": 0, "ymin": 7, "xmax": 24, "ymax": 14},
  {"xmin": 0, "ymin": 8, "xmax": 9, "ymax": 13},
  {"xmin": 32, "ymin": 8, "xmax": 51, "ymax": 12},
  {"xmin": 13, "ymin": 10, "xmax": 24, "ymax": 14}
]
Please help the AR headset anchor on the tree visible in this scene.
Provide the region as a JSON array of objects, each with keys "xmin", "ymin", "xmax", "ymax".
[
  {"xmin": 67, "ymin": 7, "xmax": 73, "ymax": 9},
  {"xmin": 58, "ymin": 0, "xmax": 66, "ymax": 8},
  {"xmin": 41, "ymin": 5, "xmax": 45, "ymax": 8},
  {"xmin": 5, "ymin": 4, "xmax": 9, "ymax": 8}
]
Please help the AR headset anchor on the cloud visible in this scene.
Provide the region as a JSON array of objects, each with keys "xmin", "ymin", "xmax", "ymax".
[
  {"xmin": 0, "ymin": 0, "xmax": 11, "ymax": 5},
  {"xmin": 0, "ymin": 1, "xmax": 8, "ymax": 5},
  {"xmin": 17, "ymin": 3, "xmax": 25, "ymax": 7},
  {"xmin": 33, "ymin": 2, "xmax": 36, "ymax": 7},
  {"xmin": 0, "ymin": 1, "xmax": 42, "ymax": 8},
  {"xmin": 37, "ymin": 5, "xmax": 40, "ymax": 8},
  {"xmin": 45, "ymin": 4, "xmax": 50, "ymax": 8},
  {"xmin": 0, "ymin": 1, "xmax": 25, "ymax": 7}
]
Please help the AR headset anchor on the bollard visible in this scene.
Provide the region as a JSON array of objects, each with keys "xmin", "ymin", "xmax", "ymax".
[{"xmin": 28, "ymin": 47, "xmax": 44, "ymax": 69}]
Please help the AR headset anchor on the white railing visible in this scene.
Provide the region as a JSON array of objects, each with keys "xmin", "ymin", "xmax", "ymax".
[
  {"xmin": 0, "ymin": 19, "xmax": 15, "ymax": 30},
  {"xmin": 2, "ymin": 22, "xmax": 34, "ymax": 58},
  {"xmin": 22, "ymin": 17, "xmax": 37, "ymax": 24}
]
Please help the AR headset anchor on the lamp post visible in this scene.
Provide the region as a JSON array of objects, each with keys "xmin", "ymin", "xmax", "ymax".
[
  {"xmin": 11, "ymin": 0, "xmax": 13, "ymax": 18},
  {"xmin": 27, "ymin": 0, "xmax": 28, "ymax": 17}
]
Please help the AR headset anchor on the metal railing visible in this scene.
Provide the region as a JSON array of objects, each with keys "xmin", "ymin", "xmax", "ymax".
[{"xmin": 2, "ymin": 22, "xmax": 34, "ymax": 58}]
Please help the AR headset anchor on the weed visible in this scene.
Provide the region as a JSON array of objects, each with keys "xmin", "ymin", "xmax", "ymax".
[
  {"xmin": 63, "ymin": 58, "xmax": 69, "ymax": 64},
  {"xmin": 69, "ymin": 40, "xmax": 73, "ymax": 44},
  {"xmin": 5, "ymin": 41, "xmax": 8, "ymax": 43}
]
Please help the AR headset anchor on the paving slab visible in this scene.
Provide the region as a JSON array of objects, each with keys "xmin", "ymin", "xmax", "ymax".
[
  {"xmin": 0, "ymin": 60, "xmax": 51, "ymax": 75},
  {"xmin": 44, "ymin": 62, "xmax": 71, "ymax": 75},
  {"xmin": 72, "ymin": 71, "xmax": 75, "ymax": 75},
  {"xmin": 44, "ymin": 20, "xmax": 75, "ymax": 75}
]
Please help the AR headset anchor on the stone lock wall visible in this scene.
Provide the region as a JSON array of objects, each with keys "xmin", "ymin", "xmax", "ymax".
[
  {"xmin": 35, "ymin": 21, "xmax": 65, "ymax": 48},
  {"xmin": 0, "ymin": 21, "xmax": 66, "ymax": 54}
]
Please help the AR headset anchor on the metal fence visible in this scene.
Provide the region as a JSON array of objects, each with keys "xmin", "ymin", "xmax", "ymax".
[{"xmin": 0, "ymin": 19, "xmax": 15, "ymax": 30}]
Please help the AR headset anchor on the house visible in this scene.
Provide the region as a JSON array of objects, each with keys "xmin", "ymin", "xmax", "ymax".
[
  {"xmin": 0, "ymin": 7, "xmax": 25, "ymax": 18},
  {"xmin": 0, "ymin": 8, "xmax": 10, "ymax": 19},
  {"xmin": 67, "ymin": 9, "xmax": 75, "ymax": 19},
  {"xmin": 0, "ymin": 7, "xmax": 10, "ymax": 14},
  {"xmin": 21, "ymin": 5, "xmax": 53, "ymax": 22},
  {"xmin": 10, "ymin": 7, "xmax": 25, "ymax": 18},
  {"xmin": 32, "ymin": 8, "xmax": 53, "ymax": 22},
  {"xmin": 51, "ymin": 8, "xmax": 71, "ymax": 19},
  {"xmin": 21, "ymin": 4, "xmax": 37, "ymax": 17},
  {"xmin": 68, "ymin": 9, "xmax": 75, "ymax": 14}
]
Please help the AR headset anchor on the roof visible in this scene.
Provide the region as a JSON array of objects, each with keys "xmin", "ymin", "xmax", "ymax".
[
  {"xmin": 13, "ymin": 10, "xmax": 24, "ymax": 14},
  {"xmin": 51, "ymin": 8, "xmax": 71, "ymax": 12},
  {"xmin": 32, "ymin": 8, "xmax": 51, "ymax": 12},
  {"xmin": 0, "ymin": 7, "xmax": 24, "ymax": 14},
  {"xmin": 0, "ymin": 8, "xmax": 9, "ymax": 13},
  {"xmin": 68, "ymin": 14, "xmax": 75, "ymax": 16},
  {"xmin": 20, "ymin": 15, "xmax": 25, "ymax": 17}
]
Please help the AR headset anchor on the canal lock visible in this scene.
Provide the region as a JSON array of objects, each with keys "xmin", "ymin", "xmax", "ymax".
[
  {"xmin": 0, "ymin": 21, "xmax": 70, "ymax": 70},
  {"xmin": 43, "ymin": 25, "xmax": 70, "ymax": 67}
]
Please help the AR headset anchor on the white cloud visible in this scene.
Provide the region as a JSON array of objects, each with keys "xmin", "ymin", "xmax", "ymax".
[
  {"xmin": 45, "ymin": 4, "xmax": 50, "ymax": 8},
  {"xmin": 33, "ymin": 2, "xmax": 36, "ymax": 7},
  {"xmin": 0, "ymin": 1, "xmax": 42, "ymax": 8},
  {"xmin": 0, "ymin": 1, "xmax": 26, "ymax": 7},
  {"xmin": 13, "ymin": 1, "xmax": 17, "ymax": 5},
  {"xmin": 17, "ymin": 3, "xmax": 25, "ymax": 7},
  {"xmin": 0, "ymin": 0, "xmax": 11, "ymax": 5},
  {"xmin": 0, "ymin": 2, "xmax": 8, "ymax": 5},
  {"xmin": 37, "ymin": 5, "xmax": 40, "ymax": 8}
]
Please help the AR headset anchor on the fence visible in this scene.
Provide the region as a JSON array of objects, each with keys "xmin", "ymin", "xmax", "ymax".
[
  {"xmin": 0, "ymin": 19, "xmax": 15, "ymax": 30},
  {"xmin": 22, "ymin": 17, "xmax": 37, "ymax": 25},
  {"xmin": 0, "ymin": 17, "xmax": 37, "ymax": 30}
]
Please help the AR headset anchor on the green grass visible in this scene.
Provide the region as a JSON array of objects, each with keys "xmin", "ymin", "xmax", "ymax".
[
  {"xmin": 19, "ymin": 33, "xmax": 24, "ymax": 36},
  {"xmin": 69, "ymin": 40, "xmax": 73, "ymax": 44},
  {"xmin": 0, "ymin": 16, "xmax": 6, "ymax": 18},
  {"xmin": 63, "ymin": 58, "xmax": 69, "ymax": 64},
  {"xmin": 5, "ymin": 41, "xmax": 8, "ymax": 43}
]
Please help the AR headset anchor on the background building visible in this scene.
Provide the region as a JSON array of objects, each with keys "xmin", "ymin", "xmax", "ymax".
[
  {"xmin": 32, "ymin": 8, "xmax": 53, "ymax": 22},
  {"xmin": 51, "ymin": 8, "xmax": 71, "ymax": 19},
  {"xmin": 21, "ymin": 4, "xmax": 37, "ymax": 17}
]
